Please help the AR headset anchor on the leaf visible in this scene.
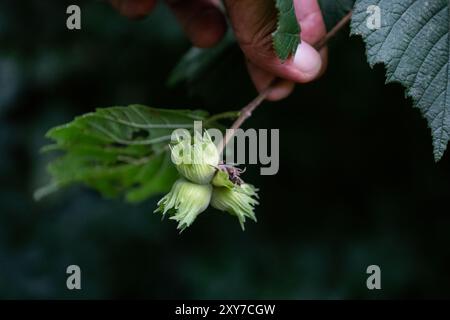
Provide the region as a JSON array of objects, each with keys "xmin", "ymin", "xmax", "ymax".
[
  {"xmin": 318, "ymin": 0, "xmax": 355, "ymax": 31},
  {"xmin": 351, "ymin": 0, "xmax": 450, "ymax": 161},
  {"xmin": 273, "ymin": 0, "xmax": 301, "ymax": 61},
  {"xmin": 35, "ymin": 105, "xmax": 214, "ymax": 202},
  {"xmin": 168, "ymin": 32, "xmax": 255, "ymax": 105},
  {"xmin": 168, "ymin": 31, "xmax": 236, "ymax": 88}
]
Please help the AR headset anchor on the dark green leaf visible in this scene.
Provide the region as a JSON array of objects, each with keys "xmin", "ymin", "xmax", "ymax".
[
  {"xmin": 351, "ymin": 0, "xmax": 450, "ymax": 160},
  {"xmin": 273, "ymin": 0, "xmax": 301, "ymax": 61},
  {"xmin": 168, "ymin": 31, "xmax": 236, "ymax": 88}
]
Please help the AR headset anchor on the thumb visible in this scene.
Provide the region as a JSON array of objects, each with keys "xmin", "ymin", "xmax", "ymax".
[
  {"xmin": 269, "ymin": 41, "xmax": 323, "ymax": 83},
  {"xmin": 224, "ymin": 0, "xmax": 323, "ymax": 84}
]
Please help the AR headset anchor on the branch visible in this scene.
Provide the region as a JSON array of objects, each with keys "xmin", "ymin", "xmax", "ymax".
[
  {"xmin": 205, "ymin": 111, "xmax": 241, "ymax": 125},
  {"xmin": 314, "ymin": 11, "xmax": 353, "ymax": 52},
  {"xmin": 219, "ymin": 11, "xmax": 353, "ymax": 153}
]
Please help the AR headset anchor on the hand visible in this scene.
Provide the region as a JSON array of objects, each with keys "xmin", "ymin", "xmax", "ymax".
[{"xmin": 109, "ymin": 0, "xmax": 327, "ymax": 101}]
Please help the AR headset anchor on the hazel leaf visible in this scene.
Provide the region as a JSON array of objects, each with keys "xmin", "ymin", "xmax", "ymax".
[
  {"xmin": 35, "ymin": 105, "xmax": 215, "ymax": 202},
  {"xmin": 273, "ymin": 0, "xmax": 301, "ymax": 61},
  {"xmin": 351, "ymin": 0, "xmax": 450, "ymax": 160}
]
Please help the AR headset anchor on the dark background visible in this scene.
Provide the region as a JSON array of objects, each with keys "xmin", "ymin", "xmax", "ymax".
[{"xmin": 1, "ymin": 0, "xmax": 450, "ymax": 299}]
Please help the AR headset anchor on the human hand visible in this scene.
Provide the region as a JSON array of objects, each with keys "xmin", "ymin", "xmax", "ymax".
[{"xmin": 109, "ymin": 0, "xmax": 327, "ymax": 101}]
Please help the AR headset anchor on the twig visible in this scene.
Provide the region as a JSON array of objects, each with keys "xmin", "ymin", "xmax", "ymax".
[
  {"xmin": 314, "ymin": 11, "xmax": 353, "ymax": 51},
  {"xmin": 205, "ymin": 111, "xmax": 241, "ymax": 125},
  {"xmin": 219, "ymin": 11, "xmax": 353, "ymax": 153},
  {"xmin": 219, "ymin": 84, "xmax": 272, "ymax": 152}
]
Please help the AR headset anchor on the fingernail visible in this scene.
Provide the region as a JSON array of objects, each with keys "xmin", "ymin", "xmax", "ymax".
[
  {"xmin": 266, "ymin": 80, "xmax": 295, "ymax": 101},
  {"xmin": 293, "ymin": 41, "xmax": 322, "ymax": 77},
  {"xmin": 188, "ymin": 8, "xmax": 226, "ymax": 48}
]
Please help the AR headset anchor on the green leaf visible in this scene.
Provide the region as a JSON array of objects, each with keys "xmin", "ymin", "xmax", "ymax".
[
  {"xmin": 273, "ymin": 0, "xmax": 301, "ymax": 61},
  {"xmin": 35, "ymin": 105, "xmax": 214, "ymax": 202},
  {"xmin": 319, "ymin": 0, "xmax": 355, "ymax": 31},
  {"xmin": 351, "ymin": 0, "xmax": 450, "ymax": 161},
  {"xmin": 168, "ymin": 32, "xmax": 255, "ymax": 105},
  {"xmin": 168, "ymin": 31, "xmax": 236, "ymax": 88}
]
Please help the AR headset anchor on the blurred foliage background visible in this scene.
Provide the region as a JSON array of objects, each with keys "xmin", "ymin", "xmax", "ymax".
[{"xmin": 1, "ymin": 0, "xmax": 450, "ymax": 299}]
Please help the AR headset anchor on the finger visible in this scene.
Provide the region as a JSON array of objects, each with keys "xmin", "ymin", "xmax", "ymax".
[
  {"xmin": 296, "ymin": 0, "xmax": 328, "ymax": 77},
  {"xmin": 225, "ymin": 0, "xmax": 324, "ymax": 84},
  {"xmin": 110, "ymin": 0, "xmax": 158, "ymax": 19},
  {"xmin": 245, "ymin": 39, "xmax": 323, "ymax": 86},
  {"xmin": 246, "ymin": 61, "xmax": 295, "ymax": 101},
  {"xmin": 248, "ymin": 45, "xmax": 326, "ymax": 102},
  {"xmin": 318, "ymin": 47, "xmax": 328, "ymax": 77},
  {"xmin": 295, "ymin": 0, "xmax": 327, "ymax": 45},
  {"xmin": 166, "ymin": 0, "xmax": 227, "ymax": 48}
]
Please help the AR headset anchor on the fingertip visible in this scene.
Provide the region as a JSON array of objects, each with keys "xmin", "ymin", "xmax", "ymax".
[
  {"xmin": 292, "ymin": 41, "xmax": 322, "ymax": 83},
  {"xmin": 111, "ymin": 0, "xmax": 157, "ymax": 19},
  {"xmin": 187, "ymin": 8, "xmax": 228, "ymax": 48},
  {"xmin": 265, "ymin": 80, "xmax": 295, "ymax": 101},
  {"xmin": 247, "ymin": 61, "xmax": 295, "ymax": 101},
  {"xmin": 318, "ymin": 47, "xmax": 328, "ymax": 78}
]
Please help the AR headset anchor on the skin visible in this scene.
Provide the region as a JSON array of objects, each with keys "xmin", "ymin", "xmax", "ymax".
[{"xmin": 109, "ymin": 0, "xmax": 327, "ymax": 101}]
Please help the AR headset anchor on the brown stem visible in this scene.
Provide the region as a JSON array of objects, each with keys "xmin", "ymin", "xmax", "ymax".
[
  {"xmin": 219, "ymin": 10, "xmax": 353, "ymax": 154},
  {"xmin": 220, "ymin": 84, "xmax": 273, "ymax": 151},
  {"xmin": 314, "ymin": 11, "xmax": 353, "ymax": 51}
]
